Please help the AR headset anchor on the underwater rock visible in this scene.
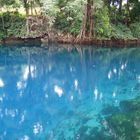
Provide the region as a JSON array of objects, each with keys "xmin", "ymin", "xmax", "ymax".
[
  {"xmin": 101, "ymin": 105, "xmax": 120, "ymax": 116},
  {"xmin": 106, "ymin": 112, "xmax": 140, "ymax": 140},
  {"xmin": 134, "ymin": 83, "xmax": 140, "ymax": 90},
  {"xmin": 120, "ymin": 97, "xmax": 140, "ymax": 112},
  {"xmin": 103, "ymin": 97, "xmax": 140, "ymax": 140},
  {"xmin": 78, "ymin": 127, "xmax": 114, "ymax": 140}
]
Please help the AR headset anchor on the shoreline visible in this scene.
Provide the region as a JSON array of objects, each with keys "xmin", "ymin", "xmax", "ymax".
[
  {"xmin": 1, "ymin": 37, "xmax": 140, "ymax": 47},
  {"xmin": 57, "ymin": 37, "xmax": 140, "ymax": 46}
]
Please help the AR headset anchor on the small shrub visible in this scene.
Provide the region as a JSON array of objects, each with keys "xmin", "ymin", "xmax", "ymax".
[
  {"xmin": 95, "ymin": 7, "xmax": 112, "ymax": 38},
  {"xmin": 130, "ymin": 22, "xmax": 140, "ymax": 38},
  {"xmin": 111, "ymin": 23, "xmax": 134, "ymax": 39},
  {"xmin": 0, "ymin": 11, "xmax": 26, "ymax": 40}
]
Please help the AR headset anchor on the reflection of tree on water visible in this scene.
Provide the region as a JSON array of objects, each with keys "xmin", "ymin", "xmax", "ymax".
[
  {"xmin": 0, "ymin": 48, "xmax": 140, "ymax": 93},
  {"xmin": 0, "ymin": 46, "xmax": 140, "ymax": 101},
  {"xmin": 0, "ymin": 45, "xmax": 140, "ymax": 139}
]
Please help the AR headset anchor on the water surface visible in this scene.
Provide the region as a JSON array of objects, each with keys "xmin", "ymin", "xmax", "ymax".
[{"xmin": 0, "ymin": 44, "xmax": 140, "ymax": 140}]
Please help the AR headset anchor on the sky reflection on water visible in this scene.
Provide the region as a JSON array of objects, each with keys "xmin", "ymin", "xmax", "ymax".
[{"xmin": 0, "ymin": 45, "xmax": 140, "ymax": 139}]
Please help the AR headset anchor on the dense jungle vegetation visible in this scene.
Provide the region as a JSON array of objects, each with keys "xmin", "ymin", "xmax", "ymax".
[{"xmin": 0, "ymin": 0, "xmax": 140, "ymax": 41}]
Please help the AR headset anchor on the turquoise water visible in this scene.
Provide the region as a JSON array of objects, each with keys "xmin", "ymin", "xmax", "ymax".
[{"xmin": 0, "ymin": 44, "xmax": 140, "ymax": 140}]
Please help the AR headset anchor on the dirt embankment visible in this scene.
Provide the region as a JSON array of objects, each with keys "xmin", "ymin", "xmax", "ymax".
[
  {"xmin": 56, "ymin": 35, "xmax": 140, "ymax": 46},
  {"xmin": 1, "ymin": 34, "xmax": 140, "ymax": 47}
]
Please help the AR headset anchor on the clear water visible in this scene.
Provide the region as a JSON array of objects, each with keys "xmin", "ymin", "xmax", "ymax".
[{"xmin": 0, "ymin": 44, "xmax": 140, "ymax": 140}]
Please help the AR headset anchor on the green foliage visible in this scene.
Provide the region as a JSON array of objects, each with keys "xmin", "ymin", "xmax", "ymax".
[
  {"xmin": 54, "ymin": 12, "xmax": 71, "ymax": 33},
  {"xmin": 0, "ymin": 0, "xmax": 140, "ymax": 40},
  {"xmin": 0, "ymin": 0, "xmax": 16, "ymax": 7},
  {"xmin": 69, "ymin": 19, "xmax": 81, "ymax": 35},
  {"xmin": 111, "ymin": 23, "xmax": 134, "ymax": 39},
  {"xmin": 40, "ymin": 0, "xmax": 60, "ymax": 26},
  {"xmin": 0, "ymin": 32, "xmax": 6, "ymax": 40},
  {"xmin": 95, "ymin": 6, "xmax": 112, "ymax": 38},
  {"xmin": 54, "ymin": 0, "xmax": 84, "ymax": 35},
  {"xmin": 130, "ymin": 22, "xmax": 140, "ymax": 38},
  {"xmin": 54, "ymin": 12, "xmax": 81, "ymax": 36},
  {"xmin": 0, "ymin": 11, "xmax": 26, "ymax": 40},
  {"xmin": 129, "ymin": 1, "xmax": 140, "ymax": 21}
]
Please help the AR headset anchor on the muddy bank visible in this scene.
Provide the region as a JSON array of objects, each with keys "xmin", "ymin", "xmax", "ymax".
[
  {"xmin": 1, "ymin": 37, "xmax": 41, "ymax": 46},
  {"xmin": 57, "ymin": 37, "xmax": 140, "ymax": 47},
  {"xmin": 1, "ymin": 36, "xmax": 140, "ymax": 47}
]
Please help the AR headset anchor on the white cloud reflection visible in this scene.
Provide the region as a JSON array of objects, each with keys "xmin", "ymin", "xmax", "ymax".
[
  {"xmin": 5, "ymin": 108, "xmax": 18, "ymax": 118},
  {"xmin": 54, "ymin": 85, "xmax": 63, "ymax": 97},
  {"xmin": 70, "ymin": 95, "xmax": 74, "ymax": 101},
  {"xmin": 0, "ymin": 78, "xmax": 4, "ymax": 87},
  {"xmin": 19, "ymin": 114, "xmax": 25, "ymax": 124},
  {"xmin": 17, "ymin": 81, "xmax": 26, "ymax": 90},
  {"xmin": 23, "ymin": 66, "xmax": 29, "ymax": 80},
  {"xmin": 108, "ymin": 71, "xmax": 112, "ymax": 79},
  {"xmin": 112, "ymin": 92, "xmax": 116, "ymax": 98},
  {"xmin": 113, "ymin": 68, "xmax": 117, "ymax": 74},
  {"xmin": 0, "ymin": 97, "xmax": 3, "ymax": 102},
  {"xmin": 137, "ymin": 75, "xmax": 140, "ymax": 82},
  {"xmin": 20, "ymin": 135, "xmax": 30, "ymax": 140},
  {"xmin": 45, "ymin": 94, "xmax": 49, "ymax": 99},
  {"xmin": 23, "ymin": 65, "xmax": 35, "ymax": 80},
  {"xmin": 33, "ymin": 122, "xmax": 43, "ymax": 135},
  {"xmin": 121, "ymin": 64, "xmax": 125, "ymax": 70},
  {"xmin": 99, "ymin": 93, "xmax": 103, "ymax": 100},
  {"xmin": 0, "ymin": 93, "xmax": 5, "ymax": 102},
  {"xmin": 74, "ymin": 79, "xmax": 78, "ymax": 90},
  {"xmin": 94, "ymin": 88, "xmax": 98, "ymax": 100}
]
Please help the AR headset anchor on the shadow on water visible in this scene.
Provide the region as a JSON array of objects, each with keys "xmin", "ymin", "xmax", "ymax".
[{"xmin": 0, "ymin": 44, "xmax": 140, "ymax": 139}]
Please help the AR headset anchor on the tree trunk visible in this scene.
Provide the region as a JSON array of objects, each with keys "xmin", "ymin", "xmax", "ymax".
[
  {"xmin": 89, "ymin": 0, "xmax": 94, "ymax": 38},
  {"xmin": 1, "ymin": 15, "xmax": 5, "ymax": 30},
  {"xmin": 31, "ymin": 1, "xmax": 33, "ymax": 15},
  {"xmin": 80, "ymin": 0, "xmax": 94, "ymax": 39},
  {"xmin": 23, "ymin": 0, "xmax": 30, "ymax": 35},
  {"xmin": 0, "ymin": 9, "xmax": 5, "ymax": 30},
  {"xmin": 80, "ymin": 4, "xmax": 87, "ymax": 38},
  {"xmin": 126, "ymin": 0, "xmax": 130, "ymax": 25},
  {"xmin": 23, "ymin": 0, "xmax": 29, "ymax": 16},
  {"xmin": 119, "ymin": 0, "xmax": 122, "ymax": 14}
]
